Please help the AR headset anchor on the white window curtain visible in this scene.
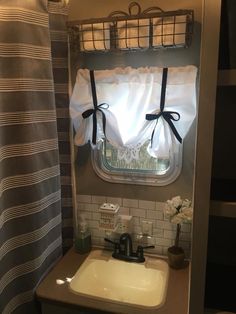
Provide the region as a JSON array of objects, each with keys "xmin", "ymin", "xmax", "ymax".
[{"xmin": 70, "ymin": 66, "xmax": 197, "ymax": 161}]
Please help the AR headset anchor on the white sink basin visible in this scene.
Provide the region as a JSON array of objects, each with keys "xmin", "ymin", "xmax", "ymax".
[{"xmin": 69, "ymin": 250, "xmax": 169, "ymax": 309}]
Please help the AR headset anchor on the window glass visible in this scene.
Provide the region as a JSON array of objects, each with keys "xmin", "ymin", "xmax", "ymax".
[{"xmin": 91, "ymin": 140, "xmax": 182, "ymax": 186}]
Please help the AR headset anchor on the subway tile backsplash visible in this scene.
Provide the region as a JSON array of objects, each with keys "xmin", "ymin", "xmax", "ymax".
[{"xmin": 76, "ymin": 194, "xmax": 192, "ymax": 258}]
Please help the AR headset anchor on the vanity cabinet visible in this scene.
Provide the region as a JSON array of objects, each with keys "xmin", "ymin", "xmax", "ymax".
[
  {"xmin": 40, "ymin": 303, "xmax": 107, "ymax": 314},
  {"xmin": 36, "ymin": 248, "xmax": 189, "ymax": 314}
]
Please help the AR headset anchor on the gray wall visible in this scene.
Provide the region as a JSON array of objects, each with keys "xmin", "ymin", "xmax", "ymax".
[{"xmin": 68, "ymin": 0, "xmax": 202, "ymax": 201}]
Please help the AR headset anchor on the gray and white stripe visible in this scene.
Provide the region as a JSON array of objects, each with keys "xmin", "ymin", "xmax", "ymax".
[
  {"xmin": 0, "ymin": 78, "xmax": 54, "ymax": 92},
  {"xmin": 0, "ymin": 139, "xmax": 59, "ymax": 162},
  {"xmin": 0, "ymin": 2, "xmax": 63, "ymax": 313},
  {"xmin": 50, "ymin": 30, "xmax": 68, "ymax": 42},
  {"xmin": 0, "ymin": 165, "xmax": 60, "ymax": 197},
  {"xmin": 49, "ymin": 1, "xmax": 73, "ymax": 254},
  {"xmin": 0, "ymin": 7, "xmax": 48, "ymax": 27},
  {"xmin": 0, "ymin": 237, "xmax": 62, "ymax": 295},
  {"xmin": 0, "ymin": 43, "xmax": 51, "ymax": 60},
  {"xmin": 0, "ymin": 190, "xmax": 61, "ymax": 229},
  {"xmin": 2, "ymin": 290, "xmax": 34, "ymax": 314},
  {"xmin": 48, "ymin": 2, "xmax": 69, "ymax": 16},
  {"xmin": 0, "ymin": 110, "xmax": 57, "ymax": 126},
  {"xmin": 54, "ymin": 83, "xmax": 68, "ymax": 94},
  {"xmin": 0, "ymin": 214, "xmax": 61, "ymax": 261}
]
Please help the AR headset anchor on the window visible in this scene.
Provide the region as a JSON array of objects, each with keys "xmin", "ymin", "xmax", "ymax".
[
  {"xmin": 70, "ymin": 66, "xmax": 197, "ymax": 186},
  {"xmin": 92, "ymin": 139, "xmax": 182, "ymax": 186}
]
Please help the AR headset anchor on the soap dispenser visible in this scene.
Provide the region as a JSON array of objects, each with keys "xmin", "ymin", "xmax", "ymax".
[{"xmin": 75, "ymin": 214, "xmax": 92, "ymax": 254}]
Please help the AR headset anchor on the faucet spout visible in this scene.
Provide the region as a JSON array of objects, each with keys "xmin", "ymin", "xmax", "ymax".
[
  {"xmin": 104, "ymin": 233, "xmax": 155, "ymax": 263},
  {"xmin": 120, "ymin": 233, "xmax": 133, "ymax": 256}
]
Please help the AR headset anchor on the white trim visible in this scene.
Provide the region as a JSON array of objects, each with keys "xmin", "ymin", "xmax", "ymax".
[{"xmin": 189, "ymin": 0, "xmax": 222, "ymax": 313}]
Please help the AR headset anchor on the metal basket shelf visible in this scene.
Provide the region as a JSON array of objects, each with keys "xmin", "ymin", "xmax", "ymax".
[{"xmin": 68, "ymin": 2, "xmax": 194, "ymax": 53}]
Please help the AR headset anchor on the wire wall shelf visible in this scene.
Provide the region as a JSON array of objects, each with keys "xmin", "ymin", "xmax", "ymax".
[{"xmin": 67, "ymin": 2, "xmax": 194, "ymax": 53}]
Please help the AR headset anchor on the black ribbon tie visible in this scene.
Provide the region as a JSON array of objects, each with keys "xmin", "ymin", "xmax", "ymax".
[
  {"xmin": 82, "ymin": 70, "xmax": 109, "ymax": 145},
  {"xmin": 146, "ymin": 67, "xmax": 182, "ymax": 147}
]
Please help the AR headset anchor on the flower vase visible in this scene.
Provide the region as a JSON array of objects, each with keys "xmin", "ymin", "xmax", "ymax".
[
  {"xmin": 167, "ymin": 223, "xmax": 185, "ymax": 269},
  {"xmin": 167, "ymin": 245, "xmax": 185, "ymax": 269}
]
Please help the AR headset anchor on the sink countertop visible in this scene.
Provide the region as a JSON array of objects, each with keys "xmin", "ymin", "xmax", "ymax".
[{"xmin": 36, "ymin": 247, "xmax": 189, "ymax": 314}]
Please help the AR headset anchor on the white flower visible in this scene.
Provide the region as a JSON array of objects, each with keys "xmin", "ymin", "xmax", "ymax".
[
  {"xmin": 182, "ymin": 199, "xmax": 192, "ymax": 208},
  {"xmin": 164, "ymin": 195, "xmax": 193, "ymax": 225},
  {"xmin": 171, "ymin": 196, "xmax": 183, "ymax": 209},
  {"xmin": 170, "ymin": 215, "xmax": 183, "ymax": 224},
  {"xmin": 164, "ymin": 202, "xmax": 177, "ymax": 216},
  {"xmin": 180, "ymin": 207, "xmax": 193, "ymax": 221}
]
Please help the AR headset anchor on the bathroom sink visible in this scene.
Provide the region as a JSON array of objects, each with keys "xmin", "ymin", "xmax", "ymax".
[{"xmin": 69, "ymin": 249, "xmax": 169, "ymax": 309}]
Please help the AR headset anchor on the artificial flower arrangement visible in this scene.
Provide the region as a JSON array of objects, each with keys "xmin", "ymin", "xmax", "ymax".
[{"xmin": 164, "ymin": 195, "xmax": 193, "ymax": 268}]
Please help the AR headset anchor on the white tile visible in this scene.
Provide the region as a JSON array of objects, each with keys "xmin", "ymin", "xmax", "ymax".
[
  {"xmin": 179, "ymin": 240, "xmax": 191, "ymax": 250},
  {"xmin": 162, "ymin": 246, "xmax": 169, "ymax": 255},
  {"xmin": 123, "ymin": 198, "xmax": 139, "ymax": 208},
  {"xmin": 180, "ymin": 232, "xmax": 191, "ymax": 241},
  {"xmin": 132, "ymin": 216, "xmax": 140, "ymax": 226},
  {"xmin": 146, "ymin": 210, "xmax": 163, "ymax": 220},
  {"xmin": 164, "ymin": 230, "xmax": 176, "ymax": 240},
  {"xmin": 77, "ymin": 203, "xmax": 86, "ymax": 210},
  {"xmin": 153, "ymin": 228, "xmax": 164, "ymax": 237},
  {"xmin": 155, "ymin": 220, "xmax": 165, "ymax": 229},
  {"xmin": 77, "ymin": 194, "xmax": 91, "ymax": 203},
  {"xmin": 133, "ymin": 225, "xmax": 142, "ymax": 234},
  {"xmin": 92, "ymin": 237, "xmax": 102, "ymax": 246},
  {"xmin": 91, "ymin": 195, "xmax": 107, "ymax": 204},
  {"xmin": 78, "ymin": 211, "xmax": 92, "ymax": 220},
  {"xmin": 75, "ymin": 195, "xmax": 191, "ymax": 260},
  {"xmin": 84, "ymin": 203, "xmax": 99, "ymax": 212},
  {"xmin": 163, "ymin": 212, "xmax": 171, "ymax": 221},
  {"xmin": 140, "ymin": 218, "xmax": 156, "ymax": 228},
  {"xmin": 106, "ymin": 197, "xmax": 122, "ymax": 205},
  {"xmin": 91, "ymin": 228, "xmax": 106, "ymax": 238},
  {"xmin": 146, "ymin": 210, "xmax": 156, "ymax": 219},
  {"xmin": 181, "ymin": 223, "xmax": 192, "ymax": 232},
  {"xmin": 92, "ymin": 212, "xmax": 100, "ymax": 220},
  {"xmin": 163, "ymin": 221, "xmax": 177, "ymax": 231},
  {"xmin": 118, "ymin": 207, "xmax": 130, "ymax": 215},
  {"xmin": 155, "ymin": 201, "xmax": 166, "ymax": 211},
  {"xmin": 155, "ymin": 237, "xmax": 173, "ymax": 247},
  {"xmin": 130, "ymin": 207, "xmax": 146, "ymax": 218},
  {"xmin": 138, "ymin": 200, "xmax": 155, "ymax": 210},
  {"xmin": 89, "ymin": 220, "xmax": 99, "ymax": 228},
  {"xmin": 152, "ymin": 246, "xmax": 163, "ymax": 255}
]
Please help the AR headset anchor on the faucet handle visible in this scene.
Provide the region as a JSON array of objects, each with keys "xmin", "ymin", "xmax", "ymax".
[
  {"xmin": 136, "ymin": 245, "xmax": 155, "ymax": 260},
  {"xmin": 104, "ymin": 238, "xmax": 117, "ymax": 245},
  {"xmin": 104, "ymin": 238, "xmax": 120, "ymax": 254}
]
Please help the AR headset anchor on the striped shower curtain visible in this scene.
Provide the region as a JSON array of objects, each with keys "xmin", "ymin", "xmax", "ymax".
[
  {"xmin": 0, "ymin": 1, "xmax": 72, "ymax": 313},
  {"xmin": 49, "ymin": 1, "xmax": 73, "ymax": 253}
]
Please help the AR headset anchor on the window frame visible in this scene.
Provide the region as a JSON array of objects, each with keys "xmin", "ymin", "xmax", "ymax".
[{"xmin": 91, "ymin": 140, "xmax": 183, "ymax": 186}]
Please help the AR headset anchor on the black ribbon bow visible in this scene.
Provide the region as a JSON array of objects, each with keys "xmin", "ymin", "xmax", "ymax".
[
  {"xmin": 82, "ymin": 70, "xmax": 109, "ymax": 145},
  {"xmin": 146, "ymin": 67, "xmax": 182, "ymax": 146}
]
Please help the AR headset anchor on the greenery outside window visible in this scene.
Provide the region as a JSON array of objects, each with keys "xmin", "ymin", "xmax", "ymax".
[{"xmin": 92, "ymin": 140, "xmax": 182, "ymax": 186}]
